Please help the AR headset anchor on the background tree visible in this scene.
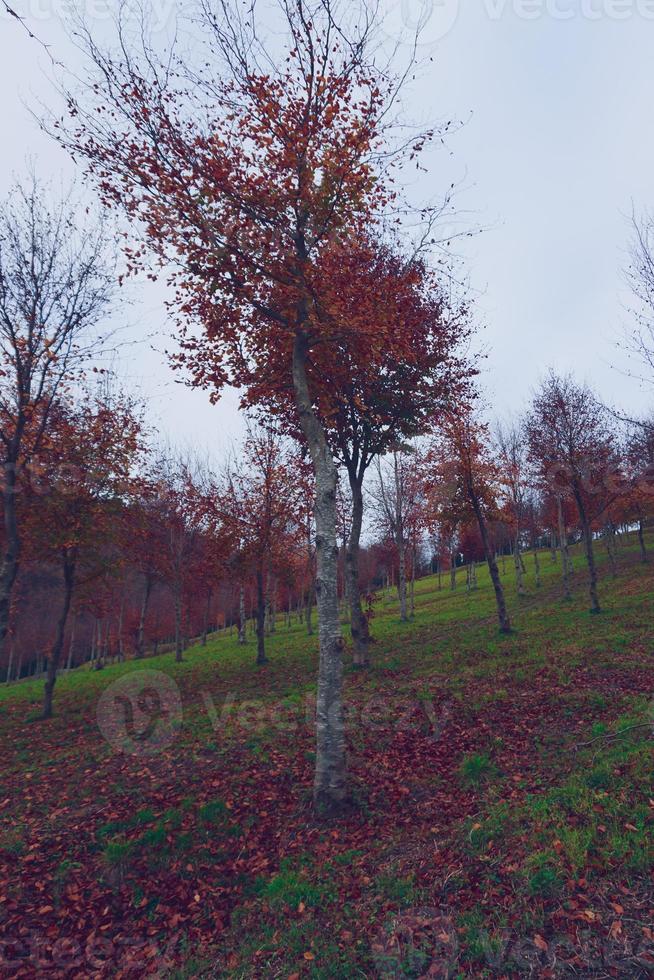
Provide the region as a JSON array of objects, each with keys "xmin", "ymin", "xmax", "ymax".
[
  {"xmin": 26, "ymin": 391, "xmax": 142, "ymax": 718},
  {"xmin": 525, "ymin": 372, "xmax": 623, "ymax": 615},
  {"xmin": 495, "ymin": 421, "xmax": 529, "ymax": 596},
  {"xmin": 428, "ymin": 410, "xmax": 512, "ymax": 634},
  {"xmin": 0, "ymin": 177, "xmax": 114, "ymax": 665},
  {"xmin": 219, "ymin": 427, "xmax": 302, "ymax": 666}
]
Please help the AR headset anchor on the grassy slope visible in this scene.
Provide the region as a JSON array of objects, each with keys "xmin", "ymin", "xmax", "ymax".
[{"xmin": 0, "ymin": 534, "xmax": 653, "ymax": 978}]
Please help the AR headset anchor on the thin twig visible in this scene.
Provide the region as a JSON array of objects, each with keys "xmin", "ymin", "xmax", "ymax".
[
  {"xmin": 576, "ymin": 724, "xmax": 653, "ymax": 750},
  {"xmin": 2, "ymin": 2, "xmax": 60, "ymax": 65}
]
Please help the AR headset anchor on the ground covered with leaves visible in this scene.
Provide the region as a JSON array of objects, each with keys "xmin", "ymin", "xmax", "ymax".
[{"xmin": 1, "ymin": 536, "xmax": 653, "ymax": 978}]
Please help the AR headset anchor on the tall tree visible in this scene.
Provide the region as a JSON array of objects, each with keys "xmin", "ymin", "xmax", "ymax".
[{"xmin": 59, "ymin": 0, "xmax": 447, "ymax": 813}]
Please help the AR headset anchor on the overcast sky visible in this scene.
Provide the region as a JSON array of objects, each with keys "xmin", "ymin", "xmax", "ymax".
[{"xmin": 1, "ymin": 0, "xmax": 653, "ymax": 460}]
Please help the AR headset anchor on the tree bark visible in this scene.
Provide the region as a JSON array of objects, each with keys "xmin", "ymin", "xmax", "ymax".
[
  {"xmin": 557, "ymin": 496, "xmax": 573, "ymax": 601},
  {"xmin": 293, "ymin": 331, "xmax": 345, "ymax": 814},
  {"xmin": 43, "ymin": 554, "xmax": 75, "ymax": 719},
  {"xmin": 66, "ymin": 617, "xmax": 76, "ymax": 671},
  {"xmin": 572, "ymin": 485, "xmax": 601, "ymax": 614},
  {"xmin": 255, "ymin": 567, "xmax": 268, "ymax": 665},
  {"xmin": 469, "ymin": 485, "xmax": 511, "ymax": 634},
  {"xmin": 514, "ymin": 530, "xmax": 525, "ymax": 596},
  {"xmin": 344, "ymin": 473, "xmax": 370, "ymax": 668},
  {"xmin": 533, "ymin": 549, "xmax": 541, "ymax": 588}
]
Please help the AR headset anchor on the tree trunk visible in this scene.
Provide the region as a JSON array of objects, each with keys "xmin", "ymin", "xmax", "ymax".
[
  {"xmin": 450, "ymin": 554, "xmax": 457, "ymax": 591},
  {"xmin": 5, "ymin": 643, "xmax": 13, "ymax": 684},
  {"xmin": 136, "ymin": 575, "xmax": 153, "ymax": 659},
  {"xmin": 0, "ymin": 472, "xmax": 21, "ymax": 665},
  {"xmin": 344, "ymin": 474, "xmax": 370, "ymax": 668},
  {"xmin": 174, "ymin": 582, "xmax": 183, "ymax": 662},
  {"xmin": 533, "ymin": 549, "xmax": 541, "ymax": 588},
  {"xmin": 409, "ymin": 547, "xmax": 416, "ymax": 618},
  {"xmin": 557, "ymin": 496, "xmax": 573, "ymax": 601},
  {"xmin": 572, "ymin": 485, "xmax": 601, "ymax": 614},
  {"xmin": 514, "ymin": 530, "xmax": 525, "ymax": 596},
  {"xmin": 202, "ymin": 589, "xmax": 211, "ymax": 647},
  {"xmin": 638, "ymin": 518, "xmax": 648, "ymax": 562},
  {"xmin": 293, "ymin": 331, "xmax": 345, "ymax": 814},
  {"xmin": 469, "ymin": 486, "xmax": 511, "ymax": 634},
  {"xmin": 255, "ymin": 568, "xmax": 268, "ymax": 665},
  {"xmin": 305, "ymin": 582, "xmax": 314, "ymax": 635},
  {"xmin": 66, "ymin": 617, "xmax": 77, "ymax": 671},
  {"xmin": 43, "ymin": 555, "xmax": 75, "ymax": 719},
  {"xmin": 397, "ymin": 533, "xmax": 408, "ymax": 621},
  {"xmin": 238, "ymin": 585, "xmax": 247, "ymax": 644},
  {"xmin": 604, "ymin": 525, "xmax": 618, "ymax": 578}
]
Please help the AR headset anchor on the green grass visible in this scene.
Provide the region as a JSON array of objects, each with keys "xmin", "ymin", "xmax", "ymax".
[{"xmin": 1, "ymin": 529, "xmax": 653, "ymax": 977}]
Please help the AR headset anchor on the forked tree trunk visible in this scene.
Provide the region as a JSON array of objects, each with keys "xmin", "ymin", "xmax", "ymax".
[
  {"xmin": 255, "ymin": 568, "xmax": 268, "ymax": 665},
  {"xmin": 345, "ymin": 474, "xmax": 370, "ymax": 668},
  {"xmin": 573, "ymin": 485, "xmax": 601, "ymax": 614},
  {"xmin": 469, "ymin": 485, "xmax": 511, "ymax": 634},
  {"xmin": 43, "ymin": 554, "xmax": 75, "ymax": 719},
  {"xmin": 293, "ymin": 332, "xmax": 345, "ymax": 814},
  {"xmin": 0, "ymin": 471, "xmax": 21, "ymax": 666},
  {"xmin": 238, "ymin": 586, "xmax": 247, "ymax": 644}
]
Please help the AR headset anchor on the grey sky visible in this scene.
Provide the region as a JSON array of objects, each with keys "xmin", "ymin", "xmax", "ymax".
[{"xmin": 1, "ymin": 0, "xmax": 653, "ymax": 460}]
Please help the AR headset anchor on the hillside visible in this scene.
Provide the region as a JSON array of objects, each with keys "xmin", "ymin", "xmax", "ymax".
[{"xmin": 1, "ymin": 534, "xmax": 653, "ymax": 978}]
